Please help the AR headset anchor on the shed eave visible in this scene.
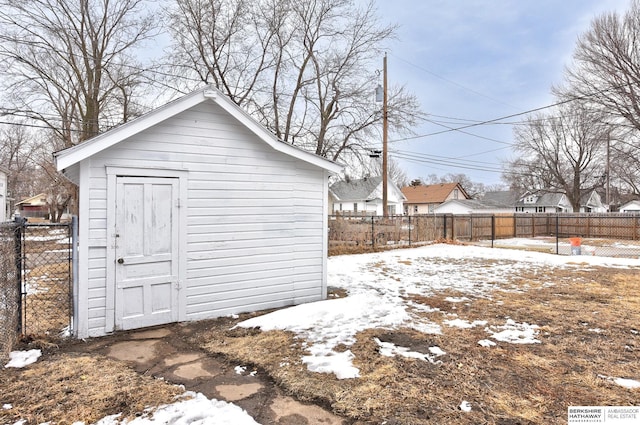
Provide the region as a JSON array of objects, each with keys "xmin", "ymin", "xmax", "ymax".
[
  {"xmin": 54, "ymin": 89, "xmax": 208, "ymax": 171},
  {"xmin": 55, "ymin": 86, "xmax": 343, "ymax": 175}
]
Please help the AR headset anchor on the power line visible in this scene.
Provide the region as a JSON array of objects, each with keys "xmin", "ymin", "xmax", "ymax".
[
  {"xmin": 423, "ymin": 118, "xmax": 514, "ymax": 146},
  {"xmin": 389, "ymin": 52, "xmax": 522, "ymax": 111}
]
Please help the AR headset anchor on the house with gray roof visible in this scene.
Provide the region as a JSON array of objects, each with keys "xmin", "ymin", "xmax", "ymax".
[
  {"xmin": 580, "ymin": 190, "xmax": 607, "ymax": 213},
  {"xmin": 482, "ymin": 190, "xmax": 519, "ymax": 207},
  {"xmin": 329, "ymin": 176, "xmax": 405, "ymax": 216},
  {"xmin": 515, "ymin": 192, "xmax": 572, "ymax": 213},
  {"xmin": 434, "ymin": 198, "xmax": 515, "ymax": 215}
]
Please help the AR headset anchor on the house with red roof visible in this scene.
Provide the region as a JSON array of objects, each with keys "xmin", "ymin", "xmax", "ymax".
[{"xmin": 401, "ymin": 183, "xmax": 469, "ymax": 215}]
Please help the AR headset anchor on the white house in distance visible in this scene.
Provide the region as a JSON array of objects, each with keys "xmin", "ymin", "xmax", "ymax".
[
  {"xmin": 619, "ymin": 200, "xmax": 640, "ymax": 213},
  {"xmin": 329, "ymin": 176, "xmax": 405, "ymax": 216},
  {"xmin": 0, "ymin": 166, "xmax": 7, "ymax": 222},
  {"xmin": 580, "ymin": 191, "xmax": 607, "ymax": 213},
  {"xmin": 515, "ymin": 191, "xmax": 606, "ymax": 213},
  {"xmin": 54, "ymin": 86, "xmax": 342, "ymax": 338},
  {"xmin": 515, "ymin": 192, "xmax": 573, "ymax": 213}
]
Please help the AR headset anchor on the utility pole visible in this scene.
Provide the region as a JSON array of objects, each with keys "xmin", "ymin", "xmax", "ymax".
[{"xmin": 382, "ymin": 53, "xmax": 388, "ymax": 218}]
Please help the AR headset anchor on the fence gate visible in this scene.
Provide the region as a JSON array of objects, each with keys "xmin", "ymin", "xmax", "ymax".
[
  {"xmin": 2, "ymin": 218, "xmax": 79, "ymax": 360},
  {"xmin": 8, "ymin": 219, "xmax": 75, "ymax": 341}
]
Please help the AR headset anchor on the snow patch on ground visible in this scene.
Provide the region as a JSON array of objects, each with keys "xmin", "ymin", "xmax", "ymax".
[
  {"xmin": 89, "ymin": 392, "xmax": 259, "ymax": 425},
  {"xmin": 4, "ymin": 350, "xmax": 42, "ymax": 368},
  {"xmin": 237, "ymin": 244, "xmax": 639, "ymax": 379},
  {"xmin": 374, "ymin": 338, "xmax": 445, "ymax": 364},
  {"xmin": 599, "ymin": 375, "xmax": 640, "ymax": 389},
  {"xmin": 459, "ymin": 400, "xmax": 472, "ymax": 412},
  {"xmin": 444, "ymin": 318, "xmax": 487, "ymax": 329},
  {"xmin": 487, "ymin": 319, "xmax": 541, "ymax": 344}
]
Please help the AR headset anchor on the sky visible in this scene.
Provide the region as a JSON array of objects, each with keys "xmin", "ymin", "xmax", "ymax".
[{"xmin": 372, "ymin": 0, "xmax": 632, "ymax": 186}]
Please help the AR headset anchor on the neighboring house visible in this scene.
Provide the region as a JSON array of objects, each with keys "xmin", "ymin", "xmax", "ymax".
[
  {"xmin": 0, "ymin": 166, "xmax": 7, "ymax": 222},
  {"xmin": 54, "ymin": 86, "xmax": 342, "ymax": 338},
  {"xmin": 515, "ymin": 192, "xmax": 572, "ymax": 213},
  {"xmin": 329, "ymin": 176, "xmax": 405, "ymax": 216},
  {"xmin": 482, "ymin": 190, "xmax": 519, "ymax": 208},
  {"xmin": 15, "ymin": 193, "xmax": 49, "ymax": 220},
  {"xmin": 434, "ymin": 198, "xmax": 514, "ymax": 215},
  {"xmin": 580, "ymin": 190, "xmax": 607, "ymax": 213},
  {"xmin": 619, "ymin": 200, "xmax": 640, "ymax": 214},
  {"xmin": 401, "ymin": 183, "xmax": 469, "ymax": 215}
]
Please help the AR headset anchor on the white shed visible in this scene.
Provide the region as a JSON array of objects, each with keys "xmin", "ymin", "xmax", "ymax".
[{"xmin": 55, "ymin": 87, "xmax": 342, "ymax": 338}]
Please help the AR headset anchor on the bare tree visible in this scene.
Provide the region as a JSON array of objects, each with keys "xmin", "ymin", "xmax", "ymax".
[
  {"xmin": 0, "ymin": 0, "xmax": 160, "ymax": 146},
  {"xmin": 166, "ymin": 0, "xmax": 424, "ymax": 165},
  {"xmin": 558, "ymin": 1, "xmax": 640, "ymax": 133},
  {"xmin": 503, "ymin": 104, "xmax": 608, "ymax": 211},
  {"xmin": 0, "ymin": 0, "xmax": 160, "ymax": 218},
  {"xmin": 417, "ymin": 172, "xmax": 489, "ymax": 198},
  {"xmin": 364, "ymin": 157, "xmax": 408, "ymax": 187},
  {"xmin": 166, "ymin": 0, "xmax": 278, "ymax": 104},
  {"xmin": 0, "ymin": 124, "xmax": 41, "ymax": 213}
]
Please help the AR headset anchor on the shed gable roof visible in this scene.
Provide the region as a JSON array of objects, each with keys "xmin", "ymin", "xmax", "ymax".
[{"xmin": 54, "ymin": 86, "xmax": 342, "ymax": 174}]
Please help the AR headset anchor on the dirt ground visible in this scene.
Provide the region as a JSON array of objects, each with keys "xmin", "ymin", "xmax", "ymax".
[
  {"xmin": 1, "ymin": 315, "xmax": 347, "ymax": 425},
  {"xmin": 1, "ymin": 253, "xmax": 639, "ymax": 424}
]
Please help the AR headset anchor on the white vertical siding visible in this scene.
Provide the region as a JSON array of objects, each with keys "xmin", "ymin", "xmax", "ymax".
[{"xmin": 78, "ymin": 101, "xmax": 329, "ymax": 336}]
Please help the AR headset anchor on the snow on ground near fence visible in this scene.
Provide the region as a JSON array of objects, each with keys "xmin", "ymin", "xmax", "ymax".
[
  {"xmin": 5, "ymin": 243, "xmax": 640, "ymax": 424},
  {"xmin": 239, "ymin": 244, "xmax": 640, "ymax": 380}
]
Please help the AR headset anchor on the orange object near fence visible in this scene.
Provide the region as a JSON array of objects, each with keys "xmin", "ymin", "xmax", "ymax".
[{"xmin": 569, "ymin": 237, "xmax": 581, "ymax": 247}]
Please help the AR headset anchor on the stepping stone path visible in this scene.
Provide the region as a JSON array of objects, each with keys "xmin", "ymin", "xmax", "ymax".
[{"xmin": 74, "ymin": 324, "xmax": 346, "ymax": 425}]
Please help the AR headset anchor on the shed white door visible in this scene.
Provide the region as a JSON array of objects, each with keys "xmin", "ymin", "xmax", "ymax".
[{"xmin": 114, "ymin": 177, "xmax": 179, "ymax": 330}]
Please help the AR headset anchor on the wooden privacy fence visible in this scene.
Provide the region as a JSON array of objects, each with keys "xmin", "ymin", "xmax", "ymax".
[{"xmin": 328, "ymin": 213, "xmax": 640, "ymax": 250}]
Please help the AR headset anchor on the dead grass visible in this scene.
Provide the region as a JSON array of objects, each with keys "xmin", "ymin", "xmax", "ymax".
[
  {"xmin": 197, "ymin": 265, "xmax": 640, "ymax": 424},
  {"xmin": 0, "ymin": 352, "xmax": 183, "ymax": 424},
  {"xmin": 328, "ymin": 238, "xmax": 461, "ymax": 256},
  {"xmin": 1, "ymin": 253, "xmax": 639, "ymax": 424}
]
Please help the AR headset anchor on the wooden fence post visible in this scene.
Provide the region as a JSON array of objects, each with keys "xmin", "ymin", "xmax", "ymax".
[
  {"xmin": 451, "ymin": 215, "xmax": 455, "ymax": 240},
  {"xmin": 443, "ymin": 215, "xmax": 447, "ymax": 239},
  {"xmin": 491, "ymin": 215, "xmax": 495, "ymax": 248},
  {"xmin": 371, "ymin": 216, "xmax": 375, "ymax": 248}
]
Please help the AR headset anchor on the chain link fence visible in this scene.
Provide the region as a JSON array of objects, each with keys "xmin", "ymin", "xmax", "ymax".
[
  {"xmin": 20, "ymin": 222, "xmax": 74, "ymax": 337},
  {"xmin": 0, "ymin": 222, "xmax": 20, "ymax": 363},
  {"xmin": 329, "ymin": 213, "xmax": 640, "ymax": 258},
  {"xmin": 0, "ymin": 219, "xmax": 74, "ymax": 361}
]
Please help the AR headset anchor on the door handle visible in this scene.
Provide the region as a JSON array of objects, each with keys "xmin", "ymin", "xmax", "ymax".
[{"xmin": 117, "ymin": 258, "xmax": 125, "ymax": 264}]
